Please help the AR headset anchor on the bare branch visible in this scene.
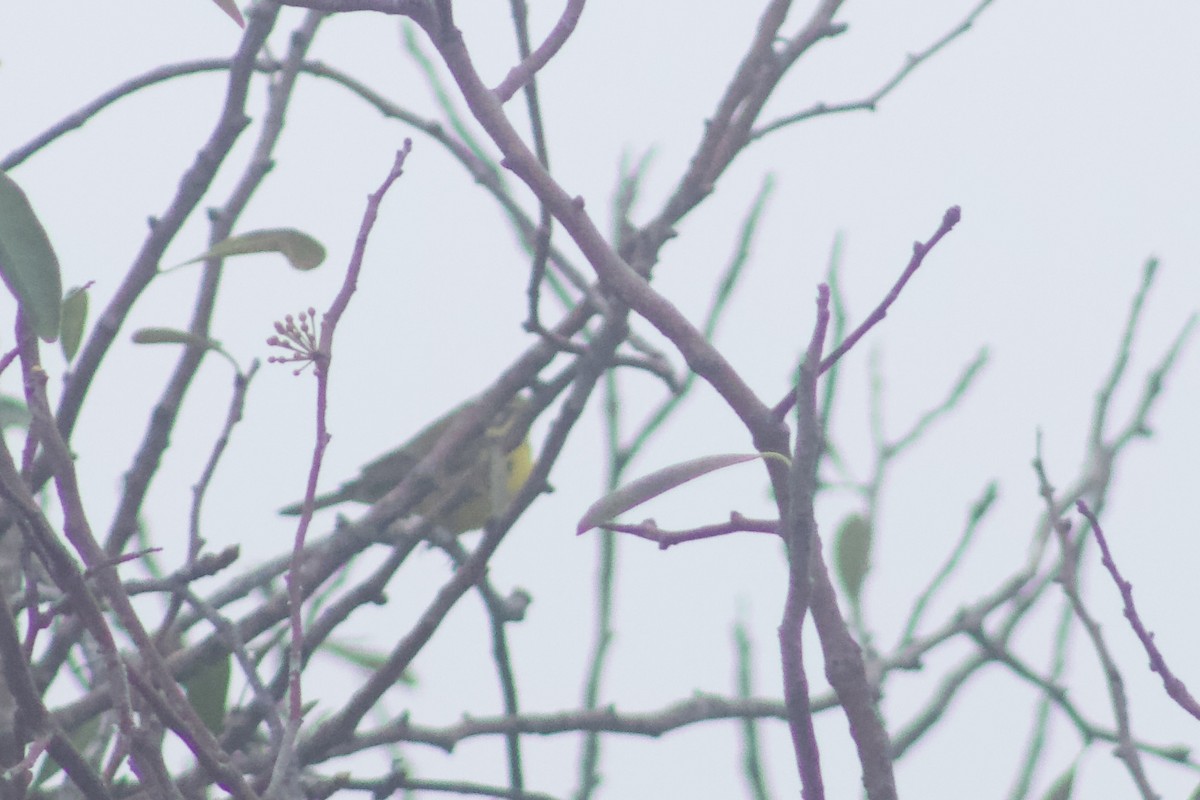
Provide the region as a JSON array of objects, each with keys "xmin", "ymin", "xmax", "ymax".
[{"xmin": 493, "ymin": 0, "xmax": 586, "ymax": 102}]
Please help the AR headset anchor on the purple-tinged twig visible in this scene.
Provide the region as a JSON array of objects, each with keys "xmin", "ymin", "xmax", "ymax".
[
  {"xmin": 784, "ymin": 282, "xmax": 901, "ymax": 800},
  {"xmin": 433, "ymin": 45, "xmax": 793, "ymax": 519},
  {"xmin": 493, "ymin": 0, "xmax": 586, "ymax": 102},
  {"xmin": 1032, "ymin": 449, "xmax": 1156, "ymax": 799},
  {"xmin": 0, "ymin": 59, "xmax": 248, "ymax": 170},
  {"xmin": 882, "ymin": 262, "xmax": 1194, "ymax": 781},
  {"xmin": 321, "ymin": 772, "xmax": 563, "ymax": 800},
  {"xmin": 182, "ymin": 587, "xmax": 286, "ymax": 744},
  {"xmin": 116, "ymin": 546, "xmax": 240, "ymax": 599},
  {"xmin": 11, "ymin": 321, "xmax": 260, "ymax": 799},
  {"xmin": 334, "ymin": 694, "xmax": 806, "ymax": 755},
  {"xmin": 295, "ymin": 321, "xmax": 613, "ymax": 765},
  {"xmin": 780, "ymin": 284, "xmax": 830, "ymax": 798},
  {"xmin": 118, "ymin": 664, "xmax": 257, "ymax": 798},
  {"xmin": 644, "ymin": 0, "xmax": 846, "ymax": 236},
  {"xmin": 51, "ymin": 6, "xmax": 277, "ymax": 457},
  {"xmin": 282, "ymin": 142, "xmax": 412, "ymax": 729},
  {"xmin": 0, "ymin": 346, "xmax": 18, "ymax": 376},
  {"xmin": 279, "ymin": 0, "xmax": 434, "ymax": 15},
  {"xmin": 374, "ymin": 0, "xmax": 941, "ymax": 484},
  {"xmin": 829, "ymin": 346, "xmax": 989, "ymax": 645},
  {"xmin": 773, "ymin": 205, "xmax": 962, "ymax": 420},
  {"xmin": 153, "ymin": 362, "xmax": 259, "ymax": 650},
  {"xmin": 103, "ymin": 8, "xmax": 317, "ymax": 566},
  {"xmin": 0, "ymin": 578, "xmax": 111, "ymax": 796},
  {"xmin": 603, "ymin": 514, "xmax": 779, "ymax": 549},
  {"xmin": 1077, "ymin": 500, "xmax": 1200, "ymax": 721},
  {"xmin": 188, "ymin": 361, "xmax": 259, "ymax": 563},
  {"xmin": 622, "ymin": 175, "xmax": 775, "ymax": 460},
  {"xmin": 569, "ymin": 190, "xmax": 770, "ymax": 795},
  {"xmin": 753, "ymin": 0, "xmax": 997, "ymax": 139},
  {"xmin": 12, "ymin": 321, "xmax": 135, "ymax": 725},
  {"xmin": 433, "ymin": 527, "xmax": 532, "ymax": 792},
  {"xmin": 806, "ymin": 511, "xmax": 899, "ymax": 789},
  {"xmin": 967, "ymin": 624, "xmax": 1195, "ymax": 770},
  {"xmin": 503, "ymin": 0, "xmax": 559, "ymax": 376},
  {"xmin": 889, "ymin": 266, "xmax": 1194, "ymax": 770},
  {"xmin": 7, "ymin": 53, "xmax": 593, "ymax": 309}
]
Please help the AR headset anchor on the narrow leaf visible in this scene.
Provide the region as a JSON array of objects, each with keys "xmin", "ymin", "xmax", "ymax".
[
  {"xmin": 210, "ymin": 0, "xmax": 245, "ymax": 27},
  {"xmin": 323, "ymin": 639, "xmax": 398, "ymax": 676},
  {"xmin": 132, "ymin": 327, "xmax": 219, "ymax": 351},
  {"xmin": 1039, "ymin": 765, "xmax": 1075, "ymax": 800},
  {"xmin": 179, "ymin": 228, "xmax": 325, "ymax": 271},
  {"xmin": 834, "ymin": 513, "xmax": 873, "ymax": 605},
  {"xmin": 320, "ymin": 640, "xmax": 416, "ymax": 686},
  {"xmin": 577, "ymin": 453, "xmax": 762, "ymax": 535},
  {"xmin": 32, "ymin": 715, "xmax": 102, "ymax": 788},
  {"xmin": 0, "ymin": 395, "xmax": 31, "ymax": 430},
  {"xmin": 60, "ymin": 285, "xmax": 89, "ymax": 362},
  {"xmin": 1161, "ymin": 744, "xmax": 1191, "ymax": 763},
  {"xmin": 0, "ymin": 171, "xmax": 63, "ymax": 341}
]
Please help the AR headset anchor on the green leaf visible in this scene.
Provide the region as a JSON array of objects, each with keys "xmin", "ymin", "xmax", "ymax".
[
  {"xmin": 322, "ymin": 639, "xmax": 414, "ymax": 685},
  {"xmin": 577, "ymin": 453, "xmax": 770, "ymax": 535},
  {"xmin": 1160, "ymin": 744, "xmax": 1191, "ymax": 763},
  {"xmin": 60, "ymin": 285, "xmax": 89, "ymax": 362},
  {"xmin": 0, "ymin": 395, "xmax": 30, "ymax": 430},
  {"xmin": 321, "ymin": 639, "xmax": 388, "ymax": 672},
  {"xmin": 184, "ymin": 653, "xmax": 231, "ymax": 734},
  {"xmin": 131, "ymin": 327, "xmax": 219, "ymax": 351},
  {"xmin": 31, "ymin": 715, "xmax": 103, "ymax": 788},
  {"xmin": 179, "ymin": 228, "xmax": 326, "ymax": 271},
  {"xmin": 0, "ymin": 171, "xmax": 63, "ymax": 341},
  {"xmin": 1039, "ymin": 765, "xmax": 1075, "ymax": 800},
  {"xmin": 834, "ymin": 513, "xmax": 873, "ymax": 606}
]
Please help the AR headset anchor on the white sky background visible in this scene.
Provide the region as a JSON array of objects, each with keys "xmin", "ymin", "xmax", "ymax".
[{"xmin": 2, "ymin": 1, "xmax": 1200, "ymax": 797}]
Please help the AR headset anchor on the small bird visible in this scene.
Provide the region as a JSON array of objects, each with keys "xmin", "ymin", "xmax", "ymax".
[{"xmin": 280, "ymin": 395, "xmax": 533, "ymax": 534}]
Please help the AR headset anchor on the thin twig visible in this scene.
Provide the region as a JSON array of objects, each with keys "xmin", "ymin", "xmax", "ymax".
[
  {"xmin": 780, "ymin": 284, "xmax": 829, "ymax": 798},
  {"xmin": 1078, "ymin": 501, "xmax": 1200, "ymax": 721},
  {"xmin": 735, "ymin": 619, "xmax": 774, "ymax": 800},
  {"xmin": 285, "ymin": 143, "xmax": 413, "ymax": 729},
  {"xmin": 898, "ymin": 481, "xmax": 997, "ymax": 646},
  {"xmin": 1036, "ymin": 473, "xmax": 1155, "ymax": 798},
  {"xmin": 773, "ymin": 206, "xmax": 963, "ymax": 420},
  {"xmin": 493, "ymin": 0, "xmax": 586, "ymax": 102},
  {"xmin": 754, "ymin": 0, "xmax": 998, "ymax": 138}
]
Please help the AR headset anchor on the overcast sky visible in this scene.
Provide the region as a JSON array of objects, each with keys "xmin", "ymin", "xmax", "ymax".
[{"xmin": 2, "ymin": 2, "xmax": 1199, "ymax": 797}]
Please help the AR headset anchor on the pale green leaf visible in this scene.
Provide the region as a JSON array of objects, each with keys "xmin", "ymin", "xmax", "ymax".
[
  {"xmin": 834, "ymin": 513, "xmax": 873, "ymax": 605},
  {"xmin": 60, "ymin": 285, "xmax": 88, "ymax": 362},
  {"xmin": 1039, "ymin": 765, "xmax": 1075, "ymax": 800},
  {"xmin": 184, "ymin": 653, "xmax": 231, "ymax": 734},
  {"xmin": 180, "ymin": 228, "xmax": 325, "ymax": 271},
  {"xmin": 322, "ymin": 639, "xmax": 414, "ymax": 685},
  {"xmin": 32, "ymin": 715, "xmax": 102, "ymax": 788},
  {"xmin": 577, "ymin": 453, "xmax": 766, "ymax": 535},
  {"xmin": 1161, "ymin": 744, "xmax": 1191, "ymax": 763},
  {"xmin": 131, "ymin": 327, "xmax": 219, "ymax": 351},
  {"xmin": 0, "ymin": 171, "xmax": 62, "ymax": 341},
  {"xmin": 0, "ymin": 395, "xmax": 30, "ymax": 430}
]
